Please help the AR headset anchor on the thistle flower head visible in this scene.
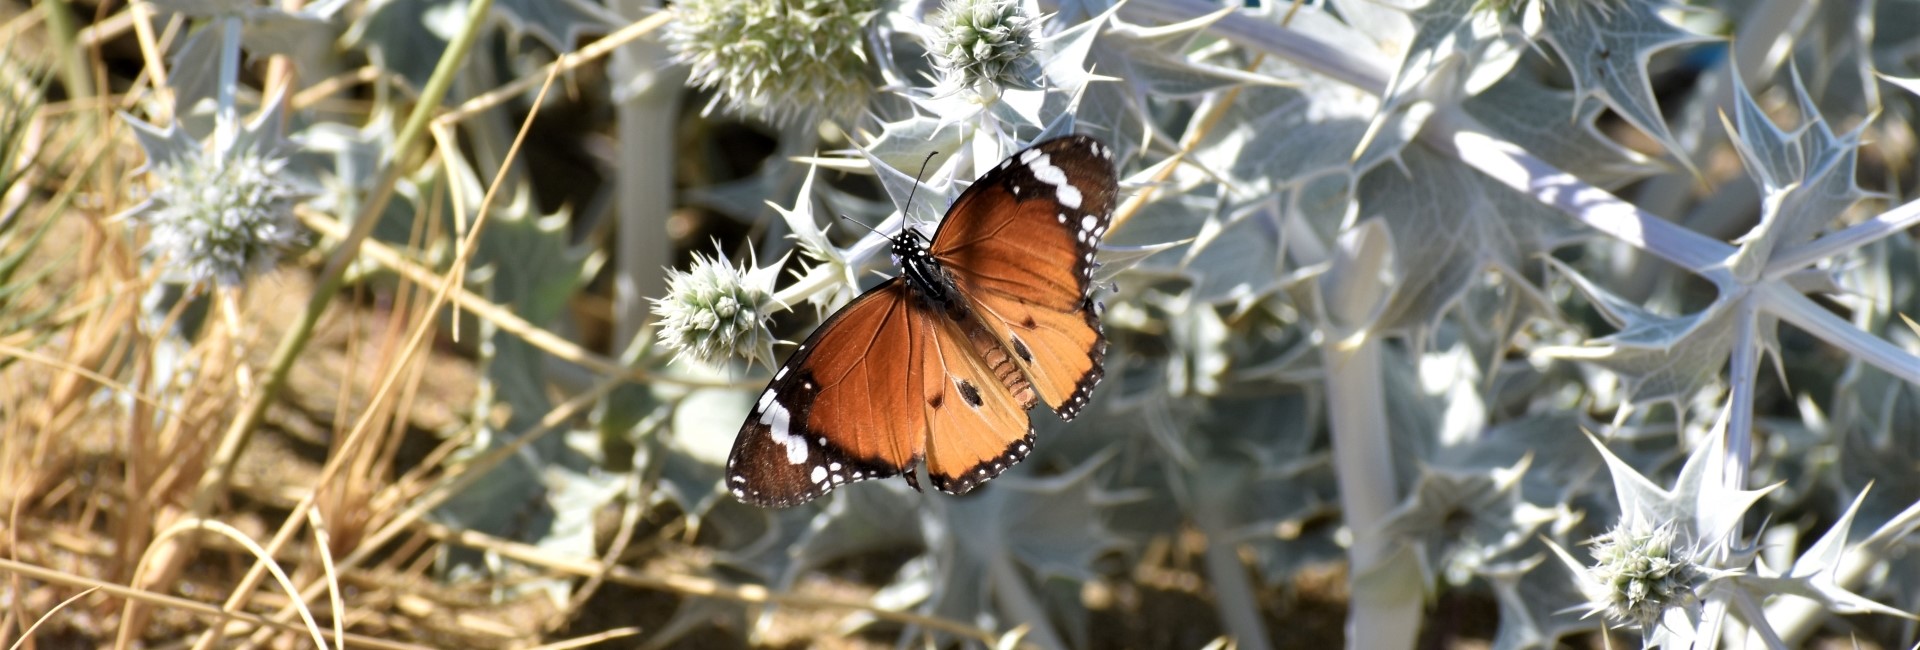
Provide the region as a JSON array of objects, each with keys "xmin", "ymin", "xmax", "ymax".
[
  {"xmin": 652, "ymin": 249, "xmax": 784, "ymax": 369},
  {"xmin": 667, "ymin": 0, "xmax": 878, "ymax": 125},
  {"xmin": 135, "ymin": 139, "xmax": 304, "ymax": 286},
  {"xmin": 1586, "ymin": 521, "xmax": 1706, "ymax": 630},
  {"xmin": 931, "ymin": 0, "xmax": 1041, "ymax": 94}
]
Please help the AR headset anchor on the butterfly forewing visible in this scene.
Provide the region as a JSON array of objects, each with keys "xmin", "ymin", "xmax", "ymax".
[
  {"xmin": 727, "ymin": 280, "xmax": 921, "ymax": 507},
  {"xmin": 931, "ymin": 135, "xmax": 1118, "ymax": 420}
]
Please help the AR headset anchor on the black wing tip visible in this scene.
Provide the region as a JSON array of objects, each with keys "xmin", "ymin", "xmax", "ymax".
[
  {"xmin": 929, "ymin": 428, "xmax": 1037, "ymax": 495},
  {"xmin": 726, "ymin": 461, "xmax": 903, "ymax": 508},
  {"xmin": 726, "ymin": 408, "xmax": 905, "ymax": 508}
]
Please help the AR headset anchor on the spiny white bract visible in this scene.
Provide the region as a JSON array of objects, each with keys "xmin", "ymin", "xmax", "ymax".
[
  {"xmin": 666, "ymin": 0, "xmax": 878, "ymax": 125},
  {"xmin": 931, "ymin": 0, "xmax": 1041, "ymax": 94},
  {"xmin": 1585, "ymin": 521, "xmax": 1706, "ymax": 630},
  {"xmin": 1473, "ymin": 0, "xmax": 1629, "ymax": 16},
  {"xmin": 651, "ymin": 250, "xmax": 783, "ymax": 369},
  {"xmin": 135, "ymin": 144, "xmax": 303, "ymax": 287}
]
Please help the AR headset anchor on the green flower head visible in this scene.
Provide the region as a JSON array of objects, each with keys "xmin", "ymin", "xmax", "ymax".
[
  {"xmin": 652, "ymin": 249, "xmax": 784, "ymax": 369},
  {"xmin": 134, "ymin": 140, "xmax": 304, "ymax": 286},
  {"xmin": 931, "ymin": 0, "xmax": 1041, "ymax": 94},
  {"xmin": 1586, "ymin": 522, "xmax": 1706, "ymax": 629},
  {"xmin": 668, "ymin": 0, "xmax": 879, "ymax": 125}
]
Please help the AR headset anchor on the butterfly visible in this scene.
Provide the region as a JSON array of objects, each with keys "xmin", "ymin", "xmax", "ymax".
[{"xmin": 727, "ymin": 135, "xmax": 1119, "ymax": 507}]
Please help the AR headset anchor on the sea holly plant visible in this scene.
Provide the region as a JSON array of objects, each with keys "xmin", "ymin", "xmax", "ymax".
[
  {"xmin": 121, "ymin": 95, "xmax": 309, "ymax": 289},
  {"xmin": 635, "ymin": 0, "xmax": 1920, "ymax": 647},
  {"xmin": 7, "ymin": 0, "xmax": 1919, "ymax": 642},
  {"xmin": 1547, "ymin": 421, "xmax": 1913, "ymax": 648}
]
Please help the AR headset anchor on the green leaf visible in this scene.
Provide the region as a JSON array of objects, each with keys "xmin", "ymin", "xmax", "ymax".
[
  {"xmin": 349, "ymin": 0, "xmax": 614, "ymax": 90},
  {"xmin": 1725, "ymin": 67, "xmax": 1875, "ymax": 278},
  {"xmin": 1352, "ymin": 145, "xmax": 1580, "ymax": 334},
  {"xmin": 1538, "ymin": 259, "xmax": 1738, "ymax": 407},
  {"xmin": 1462, "ymin": 72, "xmax": 1665, "ymax": 189},
  {"xmin": 1537, "ymin": 1, "xmax": 1717, "ymax": 174}
]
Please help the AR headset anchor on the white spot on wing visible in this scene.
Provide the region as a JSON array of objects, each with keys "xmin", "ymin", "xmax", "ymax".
[
  {"xmin": 1026, "ymin": 153, "xmax": 1084, "ymax": 209},
  {"xmin": 775, "ymin": 366, "xmax": 789, "ymax": 380},
  {"xmin": 1081, "ymin": 215, "xmax": 1097, "ymax": 230},
  {"xmin": 810, "ymin": 465, "xmax": 827, "ymax": 483},
  {"xmin": 1029, "ymin": 154, "xmax": 1066, "ymax": 186},
  {"xmin": 757, "ymin": 392, "xmax": 806, "ymax": 464},
  {"xmin": 1020, "ymin": 148, "xmax": 1042, "ymax": 164}
]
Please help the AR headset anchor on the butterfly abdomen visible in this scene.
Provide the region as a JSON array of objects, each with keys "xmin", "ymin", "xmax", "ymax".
[{"xmin": 961, "ymin": 310, "xmax": 1038, "ymax": 409}]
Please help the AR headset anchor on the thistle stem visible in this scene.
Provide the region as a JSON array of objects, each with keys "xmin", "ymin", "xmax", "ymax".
[{"xmin": 214, "ymin": 14, "xmax": 242, "ymax": 153}]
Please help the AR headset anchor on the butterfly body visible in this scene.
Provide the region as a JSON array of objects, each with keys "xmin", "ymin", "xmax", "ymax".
[{"xmin": 728, "ymin": 135, "xmax": 1118, "ymax": 507}]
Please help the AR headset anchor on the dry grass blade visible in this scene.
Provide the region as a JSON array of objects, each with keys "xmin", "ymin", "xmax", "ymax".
[
  {"xmin": 119, "ymin": 518, "xmax": 331, "ymax": 650},
  {"xmin": 417, "ymin": 522, "xmax": 1013, "ymax": 647},
  {"xmin": 524, "ymin": 627, "xmax": 643, "ymax": 650},
  {"xmin": 0, "ymin": 343, "xmax": 176, "ymax": 416},
  {"xmin": 224, "ymin": 58, "xmax": 575, "ymax": 633},
  {"xmin": 5, "ymin": 586, "xmax": 98, "ymax": 650},
  {"xmin": 306, "ymin": 508, "xmax": 346, "ymax": 650},
  {"xmin": 229, "ymin": 374, "xmax": 625, "ymax": 644},
  {"xmin": 0, "ymin": 558, "xmax": 430, "ymax": 650}
]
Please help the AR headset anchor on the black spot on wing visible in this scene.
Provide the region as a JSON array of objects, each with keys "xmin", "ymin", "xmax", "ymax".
[
  {"xmin": 956, "ymin": 379, "xmax": 983, "ymax": 408},
  {"xmin": 928, "ymin": 427, "xmax": 1037, "ymax": 495}
]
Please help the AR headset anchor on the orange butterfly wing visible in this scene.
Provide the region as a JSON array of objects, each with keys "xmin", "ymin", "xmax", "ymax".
[
  {"xmin": 727, "ymin": 280, "xmax": 921, "ymax": 507},
  {"xmin": 931, "ymin": 135, "xmax": 1118, "ymax": 420},
  {"xmin": 727, "ymin": 279, "xmax": 1038, "ymax": 506}
]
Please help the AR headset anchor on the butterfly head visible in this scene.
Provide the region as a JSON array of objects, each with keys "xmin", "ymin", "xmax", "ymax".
[{"xmin": 888, "ymin": 223, "xmax": 935, "ymax": 267}]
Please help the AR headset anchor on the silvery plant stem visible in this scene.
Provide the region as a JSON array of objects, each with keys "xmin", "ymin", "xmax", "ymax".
[
  {"xmin": 1322, "ymin": 334, "xmax": 1421, "ymax": 650},
  {"xmin": 611, "ymin": 0, "xmax": 685, "ymax": 350},
  {"xmin": 216, "ymin": 14, "xmax": 242, "ymax": 152},
  {"xmin": 1314, "ymin": 221, "xmax": 1421, "ymax": 650}
]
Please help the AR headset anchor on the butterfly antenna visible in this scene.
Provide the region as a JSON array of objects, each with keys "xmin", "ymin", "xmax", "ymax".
[
  {"xmin": 836, "ymin": 150, "xmax": 940, "ymax": 243},
  {"xmin": 836, "ymin": 212, "xmax": 888, "ymax": 237},
  {"xmin": 900, "ymin": 150, "xmax": 938, "ymax": 219}
]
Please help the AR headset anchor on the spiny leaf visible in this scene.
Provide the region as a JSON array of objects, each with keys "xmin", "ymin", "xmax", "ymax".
[
  {"xmin": 1538, "ymin": 259, "xmax": 1738, "ymax": 407},
  {"xmin": 1537, "ymin": 0, "xmax": 1716, "ymax": 175},
  {"xmin": 1462, "ymin": 72, "xmax": 1665, "ymax": 189},
  {"xmin": 1352, "ymin": 145, "xmax": 1581, "ymax": 335},
  {"xmin": 1359, "ymin": 0, "xmax": 1523, "ymax": 165},
  {"xmin": 349, "ymin": 0, "xmax": 615, "ymax": 90},
  {"xmin": 1725, "ymin": 67, "xmax": 1876, "ymax": 278}
]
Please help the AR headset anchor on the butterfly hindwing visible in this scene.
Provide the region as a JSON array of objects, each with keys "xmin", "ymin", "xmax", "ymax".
[
  {"xmin": 932, "ymin": 135, "xmax": 1118, "ymax": 420},
  {"xmin": 727, "ymin": 280, "xmax": 922, "ymax": 507},
  {"xmin": 916, "ymin": 306, "xmax": 1038, "ymax": 494}
]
